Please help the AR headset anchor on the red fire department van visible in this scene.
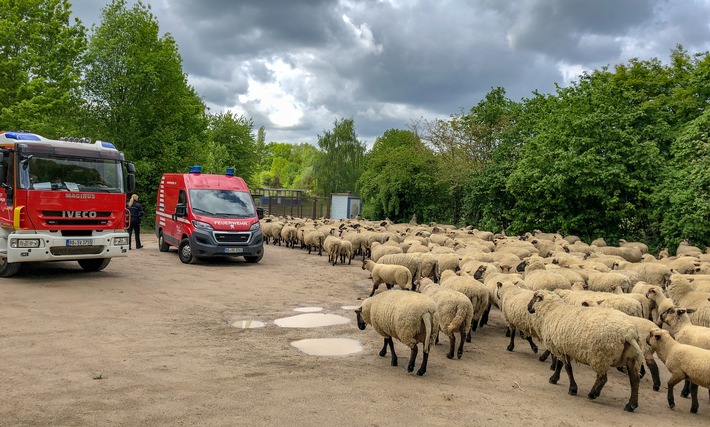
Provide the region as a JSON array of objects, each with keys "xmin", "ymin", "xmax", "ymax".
[
  {"xmin": 0, "ymin": 131, "xmax": 136, "ymax": 277},
  {"xmin": 155, "ymin": 166, "xmax": 264, "ymax": 264}
]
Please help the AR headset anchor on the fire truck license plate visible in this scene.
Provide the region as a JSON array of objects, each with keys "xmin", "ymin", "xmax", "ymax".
[
  {"xmin": 66, "ymin": 239, "xmax": 93, "ymax": 247},
  {"xmin": 224, "ymin": 247, "xmax": 243, "ymax": 254}
]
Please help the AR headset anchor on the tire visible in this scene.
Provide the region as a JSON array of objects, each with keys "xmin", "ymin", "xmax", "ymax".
[
  {"xmin": 78, "ymin": 258, "xmax": 111, "ymax": 272},
  {"xmin": 244, "ymin": 247, "xmax": 264, "ymax": 264},
  {"xmin": 0, "ymin": 258, "xmax": 21, "ymax": 277},
  {"xmin": 178, "ymin": 238, "xmax": 197, "ymax": 264},
  {"xmin": 158, "ymin": 231, "xmax": 170, "ymax": 252}
]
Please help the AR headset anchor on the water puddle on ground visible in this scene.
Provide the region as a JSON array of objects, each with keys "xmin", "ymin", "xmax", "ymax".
[
  {"xmin": 274, "ymin": 313, "xmax": 351, "ymax": 328},
  {"xmin": 291, "ymin": 338, "xmax": 363, "ymax": 356},
  {"xmin": 341, "ymin": 305, "xmax": 360, "ymax": 310},
  {"xmin": 293, "ymin": 306, "xmax": 323, "ymax": 313},
  {"xmin": 230, "ymin": 320, "xmax": 267, "ymax": 329}
]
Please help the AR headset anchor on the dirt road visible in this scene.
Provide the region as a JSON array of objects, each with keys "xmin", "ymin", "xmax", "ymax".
[{"xmin": 0, "ymin": 234, "xmax": 708, "ymax": 426}]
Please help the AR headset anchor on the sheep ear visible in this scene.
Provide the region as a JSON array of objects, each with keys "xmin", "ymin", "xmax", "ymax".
[
  {"xmin": 354, "ymin": 307, "xmax": 362, "ymax": 314},
  {"xmin": 686, "ymin": 308, "xmax": 697, "ymax": 314},
  {"xmin": 496, "ymin": 281, "xmax": 503, "ymax": 288},
  {"xmin": 597, "ymin": 300, "xmax": 605, "ymax": 305}
]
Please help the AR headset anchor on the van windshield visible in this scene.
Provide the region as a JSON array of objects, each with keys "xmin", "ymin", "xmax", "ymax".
[{"xmin": 188, "ymin": 189, "xmax": 256, "ymax": 218}]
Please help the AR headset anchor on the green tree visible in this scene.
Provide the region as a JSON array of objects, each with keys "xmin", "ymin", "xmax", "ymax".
[
  {"xmin": 205, "ymin": 112, "xmax": 256, "ymax": 184},
  {"xmin": 82, "ymin": 0, "xmax": 208, "ymax": 216},
  {"xmin": 357, "ymin": 129, "xmax": 444, "ymax": 223},
  {"xmin": 313, "ymin": 118, "xmax": 366, "ymax": 196},
  {"xmin": 0, "ymin": 0, "xmax": 87, "ymax": 135},
  {"xmin": 654, "ymin": 108, "xmax": 710, "ymax": 251}
]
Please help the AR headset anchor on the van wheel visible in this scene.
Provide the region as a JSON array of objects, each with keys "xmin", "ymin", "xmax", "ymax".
[
  {"xmin": 0, "ymin": 258, "xmax": 21, "ymax": 277},
  {"xmin": 178, "ymin": 239, "xmax": 197, "ymax": 264},
  {"xmin": 78, "ymin": 258, "xmax": 111, "ymax": 272},
  {"xmin": 244, "ymin": 250, "xmax": 263, "ymax": 264},
  {"xmin": 158, "ymin": 231, "xmax": 170, "ymax": 252}
]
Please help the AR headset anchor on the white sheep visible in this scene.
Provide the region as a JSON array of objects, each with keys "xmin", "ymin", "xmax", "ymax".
[
  {"xmin": 646, "ymin": 328, "xmax": 710, "ymax": 413},
  {"xmin": 496, "ymin": 281, "xmax": 541, "ymax": 354},
  {"xmin": 362, "ymin": 259, "xmax": 413, "ymax": 297},
  {"xmin": 418, "ymin": 278, "xmax": 473, "ymax": 359},
  {"xmin": 527, "ymin": 290, "xmax": 643, "ymax": 412},
  {"xmin": 354, "ymin": 290, "xmax": 439, "ymax": 376},
  {"xmin": 517, "ymin": 257, "xmax": 572, "ymax": 291},
  {"xmin": 337, "ymin": 239, "xmax": 354, "ymax": 265},
  {"xmin": 555, "ymin": 288, "xmax": 644, "ymax": 318},
  {"xmin": 645, "ymin": 287, "xmax": 676, "ymax": 326},
  {"xmin": 377, "ymin": 253, "xmax": 424, "ymax": 289},
  {"xmin": 302, "ymin": 229, "xmax": 325, "ymax": 256},
  {"xmin": 369, "ymin": 241, "xmax": 403, "ymax": 262},
  {"xmin": 439, "ymin": 270, "xmax": 488, "ymax": 340},
  {"xmin": 666, "ymin": 274, "xmax": 710, "ymax": 327},
  {"xmin": 586, "ymin": 271, "xmax": 633, "ymax": 293}
]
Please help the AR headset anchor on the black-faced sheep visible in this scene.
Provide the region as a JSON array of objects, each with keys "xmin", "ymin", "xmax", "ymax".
[
  {"xmin": 666, "ymin": 274, "xmax": 710, "ymax": 327},
  {"xmin": 355, "ymin": 291, "xmax": 439, "ymax": 376},
  {"xmin": 362, "ymin": 259, "xmax": 413, "ymax": 297},
  {"xmin": 527, "ymin": 290, "xmax": 643, "ymax": 412}
]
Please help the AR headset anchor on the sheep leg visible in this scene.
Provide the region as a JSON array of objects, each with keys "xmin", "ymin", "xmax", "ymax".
[
  {"xmin": 479, "ymin": 304, "xmax": 491, "ymax": 328},
  {"xmin": 369, "ymin": 283, "xmax": 379, "ymax": 297},
  {"xmin": 457, "ymin": 324, "xmax": 466, "ymax": 359},
  {"xmin": 624, "ymin": 357, "xmax": 640, "ymax": 412},
  {"xmin": 446, "ymin": 332, "xmax": 456, "ymax": 359},
  {"xmin": 563, "ymin": 356, "xmax": 578, "ymax": 396},
  {"xmin": 524, "ymin": 335, "xmax": 538, "ymax": 354},
  {"xmin": 667, "ymin": 373, "xmax": 686, "ymax": 409},
  {"xmin": 379, "ymin": 338, "xmax": 389, "ymax": 357},
  {"xmin": 539, "ymin": 349, "xmax": 551, "ymax": 363},
  {"xmin": 645, "ymin": 357, "xmax": 661, "ymax": 392},
  {"xmin": 506, "ymin": 327, "xmax": 517, "ymax": 352},
  {"xmin": 549, "ymin": 358, "xmax": 563, "ymax": 384},
  {"xmin": 407, "ymin": 344, "xmax": 418, "ymax": 373},
  {"xmin": 588, "ymin": 373, "xmax": 608, "ymax": 400},
  {"xmin": 681, "ymin": 379, "xmax": 691, "ymax": 398},
  {"xmin": 505, "ymin": 327, "xmax": 511, "ymax": 338},
  {"xmin": 689, "ymin": 382, "xmax": 700, "ymax": 413},
  {"xmin": 466, "ymin": 328, "xmax": 472, "ymax": 343},
  {"xmin": 416, "ymin": 350, "xmax": 429, "ymax": 376}
]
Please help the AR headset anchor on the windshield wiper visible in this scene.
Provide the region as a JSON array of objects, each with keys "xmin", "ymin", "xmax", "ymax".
[{"xmin": 192, "ymin": 207, "xmax": 215, "ymax": 215}]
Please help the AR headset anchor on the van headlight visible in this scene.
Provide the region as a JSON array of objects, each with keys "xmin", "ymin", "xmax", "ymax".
[
  {"xmin": 113, "ymin": 237, "xmax": 129, "ymax": 246},
  {"xmin": 192, "ymin": 220, "xmax": 214, "ymax": 231},
  {"xmin": 250, "ymin": 222, "xmax": 260, "ymax": 231},
  {"xmin": 10, "ymin": 238, "xmax": 40, "ymax": 248}
]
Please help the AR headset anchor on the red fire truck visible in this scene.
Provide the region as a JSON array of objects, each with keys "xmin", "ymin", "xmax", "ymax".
[
  {"xmin": 0, "ymin": 131, "xmax": 136, "ymax": 277},
  {"xmin": 155, "ymin": 166, "xmax": 264, "ymax": 264}
]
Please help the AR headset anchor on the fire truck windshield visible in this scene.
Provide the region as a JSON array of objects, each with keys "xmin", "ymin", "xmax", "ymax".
[
  {"xmin": 19, "ymin": 155, "xmax": 125, "ymax": 193},
  {"xmin": 188, "ymin": 189, "xmax": 256, "ymax": 218}
]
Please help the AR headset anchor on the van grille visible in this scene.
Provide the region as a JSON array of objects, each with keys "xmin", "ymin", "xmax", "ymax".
[{"xmin": 214, "ymin": 232, "xmax": 251, "ymax": 244}]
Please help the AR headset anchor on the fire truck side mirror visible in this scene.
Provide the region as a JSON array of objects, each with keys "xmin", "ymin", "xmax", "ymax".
[
  {"xmin": 126, "ymin": 162, "xmax": 136, "ymax": 174},
  {"xmin": 127, "ymin": 174, "xmax": 136, "ymax": 192},
  {"xmin": 175, "ymin": 203, "xmax": 188, "ymax": 217}
]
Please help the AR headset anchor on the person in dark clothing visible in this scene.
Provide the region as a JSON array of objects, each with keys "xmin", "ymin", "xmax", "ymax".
[{"xmin": 127, "ymin": 193, "xmax": 144, "ymax": 249}]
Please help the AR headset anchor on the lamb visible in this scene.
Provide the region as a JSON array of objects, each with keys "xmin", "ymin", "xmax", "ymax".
[
  {"xmin": 666, "ymin": 274, "xmax": 710, "ymax": 327},
  {"xmin": 323, "ymin": 235, "xmax": 342, "ymax": 265},
  {"xmin": 646, "ymin": 328, "xmax": 710, "ymax": 413},
  {"xmin": 418, "ymin": 278, "xmax": 473, "ymax": 359},
  {"xmin": 527, "ymin": 290, "xmax": 644, "ymax": 412},
  {"xmin": 496, "ymin": 281, "xmax": 540, "ymax": 354},
  {"xmin": 439, "ymin": 270, "xmax": 488, "ymax": 340},
  {"xmin": 354, "ymin": 290, "xmax": 439, "ymax": 376},
  {"xmin": 377, "ymin": 253, "xmax": 423, "ymax": 289},
  {"xmin": 645, "ymin": 287, "xmax": 676, "ymax": 326},
  {"xmin": 337, "ymin": 239, "xmax": 354, "ymax": 265},
  {"xmin": 362, "ymin": 259, "xmax": 413, "ymax": 297}
]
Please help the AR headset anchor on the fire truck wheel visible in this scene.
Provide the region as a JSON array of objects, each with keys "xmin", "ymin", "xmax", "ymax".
[
  {"xmin": 158, "ymin": 231, "xmax": 170, "ymax": 252},
  {"xmin": 0, "ymin": 259, "xmax": 21, "ymax": 277},
  {"xmin": 78, "ymin": 258, "xmax": 111, "ymax": 272},
  {"xmin": 244, "ymin": 250, "xmax": 263, "ymax": 264},
  {"xmin": 178, "ymin": 239, "xmax": 197, "ymax": 264}
]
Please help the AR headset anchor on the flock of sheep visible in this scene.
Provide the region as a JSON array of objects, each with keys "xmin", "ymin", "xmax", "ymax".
[{"xmin": 259, "ymin": 216, "xmax": 710, "ymax": 414}]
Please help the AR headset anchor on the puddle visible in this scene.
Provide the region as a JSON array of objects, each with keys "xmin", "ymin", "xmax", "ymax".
[
  {"xmin": 274, "ymin": 313, "xmax": 351, "ymax": 328},
  {"xmin": 341, "ymin": 305, "xmax": 360, "ymax": 310},
  {"xmin": 293, "ymin": 306, "xmax": 323, "ymax": 313},
  {"xmin": 291, "ymin": 338, "xmax": 363, "ymax": 356},
  {"xmin": 230, "ymin": 320, "xmax": 266, "ymax": 329}
]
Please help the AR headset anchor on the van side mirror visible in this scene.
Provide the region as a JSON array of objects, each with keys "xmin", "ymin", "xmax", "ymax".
[
  {"xmin": 256, "ymin": 206, "xmax": 264, "ymax": 220},
  {"xmin": 175, "ymin": 203, "xmax": 188, "ymax": 217}
]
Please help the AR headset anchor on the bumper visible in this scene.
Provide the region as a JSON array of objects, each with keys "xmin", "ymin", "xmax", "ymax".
[
  {"xmin": 3, "ymin": 231, "xmax": 129, "ymax": 263},
  {"xmin": 189, "ymin": 229, "xmax": 264, "ymax": 258}
]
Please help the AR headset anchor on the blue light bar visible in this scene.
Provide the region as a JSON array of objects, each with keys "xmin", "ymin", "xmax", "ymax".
[
  {"xmin": 226, "ymin": 168, "xmax": 235, "ymax": 176},
  {"xmin": 4, "ymin": 132, "xmax": 41, "ymax": 141},
  {"xmin": 98, "ymin": 141, "xmax": 116, "ymax": 149},
  {"xmin": 189, "ymin": 165, "xmax": 202, "ymax": 174}
]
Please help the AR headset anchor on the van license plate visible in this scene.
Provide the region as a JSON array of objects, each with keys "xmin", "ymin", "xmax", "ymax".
[
  {"xmin": 224, "ymin": 247, "xmax": 243, "ymax": 254},
  {"xmin": 66, "ymin": 239, "xmax": 93, "ymax": 247}
]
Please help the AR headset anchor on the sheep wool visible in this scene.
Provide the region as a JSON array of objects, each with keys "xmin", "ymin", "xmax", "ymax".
[
  {"xmin": 418, "ymin": 278, "xmax": 473, "ymax": 359},
  {"xmin": 355, "ymin": 291, "xmax": 439, "ymax": 376}
]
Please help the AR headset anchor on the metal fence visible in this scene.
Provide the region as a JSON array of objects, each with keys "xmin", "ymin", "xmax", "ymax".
[{"xmin": 252, "ymin": 189, "xmax": 330, "ymax": 219}]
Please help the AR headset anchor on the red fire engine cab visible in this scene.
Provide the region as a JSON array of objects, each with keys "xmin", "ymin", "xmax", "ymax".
[
  {"xmin": 155, "ymin": 166, "xmax": 264, "ymax": 264},
  {"xmin": 0, "ymin": 131, "xmax": 136, "ymax": 277}
]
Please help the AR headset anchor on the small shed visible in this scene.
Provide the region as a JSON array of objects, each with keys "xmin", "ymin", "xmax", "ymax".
[{"xmin": 330, "ymin": 193, "xmax": 361, "ymax": 220}]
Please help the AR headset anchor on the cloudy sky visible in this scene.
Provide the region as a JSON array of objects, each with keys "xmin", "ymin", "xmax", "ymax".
[{"xmin": 69, "ymin": 0, "xmax": 710, "ymax": 146}]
